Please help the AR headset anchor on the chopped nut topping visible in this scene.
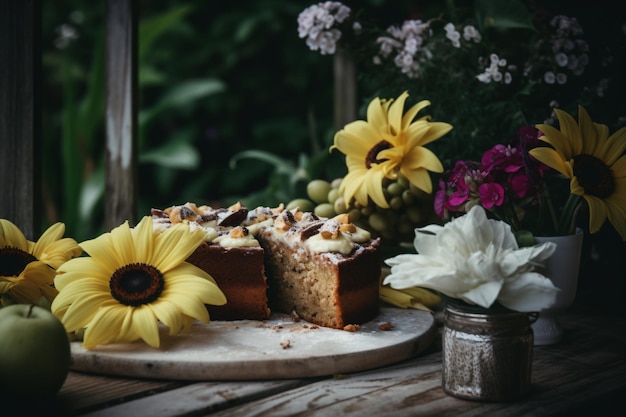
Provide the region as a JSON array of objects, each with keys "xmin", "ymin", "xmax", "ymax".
[
  {"xmin": 275, "ymin": 210, "xmax": 296, "ymax": 232},
  {"xmin": 271, "ymin": 203, "xmax": 285, "ymax": 215},
  {"xmin": 150, "ymin": 208, "xmax": 168, "ymax": 218},
  {"xmin": 185, "ymin": 202, "xmax": 199, "ymax": 213},
  {"xmin": 301, "ymin": 212, "xmax": 320, "ymax": 223},
  {"xmin": 320, "ymin": 220, "xmax": 341, "ymax": 239},
  {"xmin": 219, "ymin": 207, "xmax": 249, "ymax": 227},
  {"xmin": 300, "ymin": 220, "xmax": 324, "ymax": 240},
  {"xmin": 170, "ymin": 205, "xmax": 198, "ymax": 223},
  {"xmin": 229, "ymin": 227, "xmax": 249, "ymax": 238},
  {"xmin": 339, "ymin": 223, "xmax": 357, "ymax": 233},
  {"xmin": 334, "ymin": 213, "xmax": 350, "ymax": 224}
]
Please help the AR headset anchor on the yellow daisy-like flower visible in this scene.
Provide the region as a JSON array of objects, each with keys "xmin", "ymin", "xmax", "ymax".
[
  {"xmin": 51, "ymin": 216, "xmax": 226, "ymax": 349},
  {"xmin": 331, "ymin": 91, "xmax": 452, "ymax": 208},
  {"xmin": 0, "ymin": 219, "xmax": 81, "ymax": 306},
  {"xmin": 530, "ymin": 105, "xmax": 626, "ymax": 241}
]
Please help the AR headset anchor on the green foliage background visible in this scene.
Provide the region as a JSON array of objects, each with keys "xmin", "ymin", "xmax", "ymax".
[{"xmin": 41, "ymin": 0, "xmax": 624, "ymax": 242}]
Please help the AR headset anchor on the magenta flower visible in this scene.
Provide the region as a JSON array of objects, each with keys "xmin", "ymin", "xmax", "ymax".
[
  {"xmin": 478, "ymin": 182, "xmax": 505, "ymax": 208},
  {"xmin": 435, "ymin": 125, "xmax": 552, "ymax": 234}
]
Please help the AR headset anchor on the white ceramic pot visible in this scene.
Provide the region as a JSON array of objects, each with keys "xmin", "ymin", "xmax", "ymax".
[{"xmin": 532, "ymin": 228, "xmax": 584, "ymax": 345}]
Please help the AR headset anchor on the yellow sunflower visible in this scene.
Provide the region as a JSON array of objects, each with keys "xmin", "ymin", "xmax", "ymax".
[
  {"xmin": 51, "ymin": 216, "xmax": 226, "ymax": 349},
  {"xmin": 0, "ymin": 219, "xmax": 81, "ymax": 306},
  {"xmin": 331, "ymin": 91, "xmax": 452, "ymax": 208},
  {"xmin": 530, "ymin": 105, "xmax": 626, "ymax": 241}
]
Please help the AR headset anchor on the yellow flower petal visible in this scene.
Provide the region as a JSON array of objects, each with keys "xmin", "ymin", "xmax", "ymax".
[
  {"xmin": 528, "ymin": 147, "xmax": 573, "ymax": 178},
  {"xmin": 134, "ymin": 216, "xmax": 156, "ymax": 264},
  {"xmin": 0, "ymin": 219, "xmax": 29, "ymax": 251},
  {"xmin": 401, "ymin": 167, "xmax": 435, "ymax": 194},
  {"xmin": 132, "ymin": 306, "xmax": 162, "ymax": 348},
  {"xmin": 31, "ymin": 222, "xmax": 65, "ymax": 258},
  {"xmin": 82, "ymin": 305, "xmax": 131, "ymax": 349},
  {"xmin": 81, "ymin": 232, "xmax": 125, "ymax": 273},
  {"xmin": 604, "ymin": 128, "xmax": 626, "ymax": 165},
  {"xmin": 148, "ymin": 300, "xmax": 186, "ymax": 335},
  {"xmin": 155, "ymin": 224, "xmax": 205, "ymax": 272},
  {"xmin": 403, "ymin": 146, "xmax": 444, "ymax": 172}
]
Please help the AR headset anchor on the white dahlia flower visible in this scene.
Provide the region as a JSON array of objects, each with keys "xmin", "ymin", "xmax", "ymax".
[{"xmin": 383, "ymin": 205, "xmax": 559, "ymax": 312}]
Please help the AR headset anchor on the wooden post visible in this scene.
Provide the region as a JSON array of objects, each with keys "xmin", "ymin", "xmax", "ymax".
[
  {"xmin": 333, "ymin": 47, "xmax": 357, "ymax": 131},
  {"xmin": 0, "ymin": 0, "xmax": 41, "ymax": 239},
  {"xmin": 105, "ymin": 0, "xmax": 138, "ymax": 230}
]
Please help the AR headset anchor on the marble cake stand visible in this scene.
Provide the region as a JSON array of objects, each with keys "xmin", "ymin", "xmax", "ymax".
[{"xmin": 70, "ymin": 307, "xmax": 436, "ymax": 380}]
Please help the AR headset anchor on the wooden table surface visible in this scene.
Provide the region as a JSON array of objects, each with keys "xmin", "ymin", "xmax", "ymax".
[{"xmin": 21, "ymin": 304, "xmax": 626, "ymax": 417}]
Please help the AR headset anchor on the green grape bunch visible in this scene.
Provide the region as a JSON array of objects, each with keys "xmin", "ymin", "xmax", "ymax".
[{"xmin": 286, "ymin": 175, "xmax": 440, "ymax": 244}]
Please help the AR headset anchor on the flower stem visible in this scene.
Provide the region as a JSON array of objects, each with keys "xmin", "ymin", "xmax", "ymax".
[{"xmin": 557, "ymin": 193, "xmax": 582, "ymax": 235}]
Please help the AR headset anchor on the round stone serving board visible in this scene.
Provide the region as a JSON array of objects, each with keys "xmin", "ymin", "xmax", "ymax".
[{"xmin": 70, "ymin": 307, "xmax": 436, "ymax": 380}]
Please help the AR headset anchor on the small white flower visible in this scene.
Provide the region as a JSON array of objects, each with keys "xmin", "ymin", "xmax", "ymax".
[
  {"xmin": 383, "ymin": 205, "xmax": 559, "ymax": 312},
  {"xmin": 544, "ymin": 71, "xmax": 556, "ymax": 84},
  {"xmin": 463, "ymin": 25, "xmax": 481, "ymax": 43},
  {"xmin": 555, "ymin": 52, "xmax": 569, "ymax": 67},
  {"xmin": 476, "ymin": 73, "xmax": 492, "ymax": 83},
  {"xmin": 556, "ymin": 72, "xmax": 567, "ymax": 84}
]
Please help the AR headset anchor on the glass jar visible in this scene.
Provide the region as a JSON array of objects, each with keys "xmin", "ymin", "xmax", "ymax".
[{"xmin": 442, "ymin": 303, "xmax": 535, "ymax": 401}]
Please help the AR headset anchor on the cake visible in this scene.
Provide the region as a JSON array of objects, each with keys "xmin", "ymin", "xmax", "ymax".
[
  {"xmin": 151, "ymin": 202, "xmax": 272, "ymax": 321},
  {"xmin": 151, "ymin": 202, "xmax": 381, "ymax": 329}
]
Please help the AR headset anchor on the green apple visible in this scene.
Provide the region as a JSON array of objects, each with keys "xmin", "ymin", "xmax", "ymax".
[{"xmin": 0, "ymin": 304, "xmax": 71, "ymax": 401}]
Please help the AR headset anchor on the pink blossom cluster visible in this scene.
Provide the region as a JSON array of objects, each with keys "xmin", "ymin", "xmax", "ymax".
[{"xmin": 435, "ymin": 126, "xmax": 550, "ymax": 229}]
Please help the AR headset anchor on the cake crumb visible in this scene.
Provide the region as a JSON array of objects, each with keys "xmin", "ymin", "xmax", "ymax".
[
  {"xmin": 378, "ymin": 322, "xmax": 393, "ymax": 331},
  {"xmin": 343, "ymin": 324, "xmax": 360, "ymax": 332},
  {"xmin": 280, "ymin": 339, "xmax": 291, "ymax": 349},
  {"xmin": 290, "ymin": 309, "xmax": 301, "ymax": 322}
]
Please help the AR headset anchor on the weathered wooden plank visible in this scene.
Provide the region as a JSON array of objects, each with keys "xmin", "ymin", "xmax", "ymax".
[
  {"xmin": 105, "ymin": 0, "xmax": 138, "ymax": 230},
  {"xmin": 202, "ymin": 354, "xmax": 443, "ymax": 417},
  {"xmin": 56, "ymin": 371, "xmax": 185, "ymax": 416},
  {"xmin": 78, "ymin": 379, "xmax": 314, "ymax": 417},
  {"xmin": 0, "ymin": 0, "xmax": 41, "ymax": 239}
]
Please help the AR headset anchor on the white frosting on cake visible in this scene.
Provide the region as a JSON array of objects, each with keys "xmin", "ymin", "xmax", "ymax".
[
  {"xmin": 306, "ymin": 233, "xmax": 353, "ymax": 255},
  {"xmin": 151, "ymin": 204, "xmax": 375, "ymax": 255},
  {"xmin": 213, "ymin": 232, "xmax": 260, "ymax": 248}
]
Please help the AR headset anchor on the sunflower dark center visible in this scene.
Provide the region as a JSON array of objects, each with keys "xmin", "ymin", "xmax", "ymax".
[
  {"xmin": 366, "ymin": 140, "xmax": 392, "ymax": 168},
  {"xmin": 572, "ymin": 154, "xmax": 615, "ymax": 199},
  {"xmin": 0, "ymin": 247, "xmax": 37, "ymax": 276},
  {"xmin": 110, "ymin": 263, "xmax": 164, "ymax": 306}
]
